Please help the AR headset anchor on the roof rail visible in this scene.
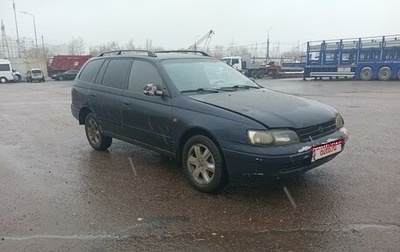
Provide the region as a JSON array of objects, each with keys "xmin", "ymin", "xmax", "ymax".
[
  {"xmin": 98, "ymin": 50, "xmax": 157, "ymax": 57},
  {"xmin": 155, "ymin": 50, "xmax": 211, "ymax": 57}
]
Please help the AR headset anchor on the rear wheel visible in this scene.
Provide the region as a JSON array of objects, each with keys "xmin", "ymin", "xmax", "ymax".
[
  {"xmin": 251, "ymin": 70, "xmax": 258, "ymax": 79},
  {"xmin": 182, "ymin": 135, "xmax": 227, "ymax": 193},
  {"xmin": 84, "ymin": 113, "xmax": 112, "ymax": 151},
  {"xmin": 257, "ymin": 70, "xmax": 264, "ymax": 78},
  {"xmin": 0, "ymin": 77, "xmax": 7, "ymax": 83},
  {"xmin": 14, "ymin": 75, "xmax": 21, "ymax": 82},
  {"xmin": 360, "ymin": 67, "xmax": 373, "ymax": 81},
  {"xmin": 378, "ymin": 66, "xmax": 391, "ymax": 81}
]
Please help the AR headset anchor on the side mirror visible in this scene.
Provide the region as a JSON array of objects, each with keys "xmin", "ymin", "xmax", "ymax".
[{"xmin": 143, "ymin": 83, "xmax": 163, "ymax": 96}]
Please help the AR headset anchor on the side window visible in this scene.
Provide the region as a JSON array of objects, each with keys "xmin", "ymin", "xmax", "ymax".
[
  {"xmin": 79, "ymin": 59, "xmax": 104, "ymax": 82},
  {"xmin": 102, "ymin": 59, "xmax": 132, "ymax": 89},
  {"xmin": 94, "ymin": 60, "xmax": 109, "ymax": 84},
  {"xmin": 128, "ymin": 60, "xmax": 163, "ymax": 92},
  {"xmin": 0, "ymin": 64, "xmax": 11, "ymax": 71}
]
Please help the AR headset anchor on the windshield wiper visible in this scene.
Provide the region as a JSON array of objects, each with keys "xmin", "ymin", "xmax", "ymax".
[
  {"xmin": 219, "ymin": 85, "xmax": 260, "ymax": 90},
  {"xmin": 181, "ymin": 88, "xmax": 219, "ymax": 93}
]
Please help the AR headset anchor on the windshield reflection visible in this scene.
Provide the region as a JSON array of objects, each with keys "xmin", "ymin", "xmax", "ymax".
[{"xmin": 162, "ymin": 59, "xmax": 259, "ymax": 92}]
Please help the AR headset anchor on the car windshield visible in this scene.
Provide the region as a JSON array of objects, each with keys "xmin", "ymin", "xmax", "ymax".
[{"xmin": 162, "ymin": 59, "xmax": 259, "ymax": 92}]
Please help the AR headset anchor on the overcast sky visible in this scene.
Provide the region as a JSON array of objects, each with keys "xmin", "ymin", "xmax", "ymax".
[{"xmin": 0, "ymin": 0, "xmax": 398, "ymax": 52}]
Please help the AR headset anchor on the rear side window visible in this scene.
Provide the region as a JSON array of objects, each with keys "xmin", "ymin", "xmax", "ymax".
[
  {"xmin": 128, "ymin": 60, "xmax": 163, "ymax": 92},
  {"xmin": 0, "ymin": 64, "xmax": 10, "ymax": 71},
  {"xmin": 102, "ymin": 59, "xmax": 132, "ymax": 89},
  {"xmin": 79, "ymin": 59, "xmax": 104, "ymax": 82}
]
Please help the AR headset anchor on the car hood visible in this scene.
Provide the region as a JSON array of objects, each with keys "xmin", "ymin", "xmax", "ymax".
[{"xmin": 188, "ymin": 88, "xmax": 337, "ymax": 129}]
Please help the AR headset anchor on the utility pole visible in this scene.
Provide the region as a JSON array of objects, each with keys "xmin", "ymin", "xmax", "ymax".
[
  {"xmin": 13, "ymin": 1, "xmax": 21, "ymax": 57},
  {"xmin": 266, "ymin": 26, "xmax": 273, "ymax": 63},
  {"xmin": 41, "ymin": 35, "xmax": 45, "ymax": 60}
]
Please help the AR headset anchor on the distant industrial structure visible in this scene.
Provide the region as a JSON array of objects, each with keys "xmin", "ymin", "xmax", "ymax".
[{"xmin": 1, "ymin": 19, "xmax": 39, "ymax": 59}]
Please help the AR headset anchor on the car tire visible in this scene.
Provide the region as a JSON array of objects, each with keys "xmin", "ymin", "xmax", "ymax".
[
  {"xmin": 251, "ymin": 70, "xmax": 258, "ymax": 79},
  {"xmin": 360, "ymin": 66, "xmax": 373, "ymax": 81},
  {"xmin": 59, "ymin": 76, "xmax": 64, "ymax": 81},
  {"xmin": 378, "ymin": 66, "xmax": 391, "ymax": 81},
  {"xmin": 0, "ymin": 77, "xmax": 7, "ymax": 83},
  {"xmin": 182, "ymin": 135, "xmax": 227, "ymax": 193},
  {"xmin": 84, "ymin": 113, "xmax": 112, "ymax": 151},
  {"xmin": 14, "ymin": 75, "xmax": 21, "ymax": 82}
]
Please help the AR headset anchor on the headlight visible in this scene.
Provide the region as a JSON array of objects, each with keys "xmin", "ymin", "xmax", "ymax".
[
  {"xmin": 336, "ymin": 114, "xmax": 344, "ymax": 129},
  {"xmin": 247, "ymin": 129, "xmax": 300, "ymax": 146}
]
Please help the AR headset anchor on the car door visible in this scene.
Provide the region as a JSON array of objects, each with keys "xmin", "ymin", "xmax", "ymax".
[
  {"xmin": 91, "ymin": 58, "xmax": 132, "ymax": 137},
  {"xmin": 121, "ymin": 59, "xmax": 172, "ymax": 152}
]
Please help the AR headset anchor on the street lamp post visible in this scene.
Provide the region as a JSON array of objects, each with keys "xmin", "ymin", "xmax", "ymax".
[
  {"xmin": 266, "ymin": 26, "xmax": 273, "ymax": 63},
  {"xmin": 20, "ymin": 11, "xmax": 38, "ymax": 58}
]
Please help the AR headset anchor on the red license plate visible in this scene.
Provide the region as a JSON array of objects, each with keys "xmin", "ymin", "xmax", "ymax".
[{"xmin": 311, "ymin": 140, "xmax": 343, "ymax": 162}]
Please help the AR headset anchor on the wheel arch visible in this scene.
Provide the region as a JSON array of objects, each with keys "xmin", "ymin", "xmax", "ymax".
[
  {"xmin": 79, "ymin": 106, "xmax": 94, "ymax": 125},
  {"xmin": 0, "ymin": 76, "xmax": 8, "ymax": 83},
  {"xmin": 176, "ymin": 127, "xmax": 225, "ymax": 167}
]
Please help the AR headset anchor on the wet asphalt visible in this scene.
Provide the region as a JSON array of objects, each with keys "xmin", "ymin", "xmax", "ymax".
[{"xmin": 0, "ymin": 78, "xmax": 399, "ymax": 251}]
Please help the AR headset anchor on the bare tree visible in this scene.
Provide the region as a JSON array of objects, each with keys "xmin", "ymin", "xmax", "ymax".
[
  {"xmin": 68, "ymin": 37, "xmax": 85, "ymax": 55},
  {"xmin": 281, "ymin": 47, "xmax": 303, "ymax": 62},
  {"xmin": 211, "ymin": 45, "xmax": 225, "ymax": 59},
  {"xmin": 89, "ymin": 41, "xmax": 121, "ymax": 56},
  {"xmin": 145, "ymin": 39, "xmax": 152, "ymax": 50},
  {"xmin": 88, "ymin": 46, "xmax": 100, "ymax": 56},
  {"xmin": 23, "ymin": 48, "xmax": 37, "ymax": 59},
  {"xmin": 125, "ymin": 39, "xmax": 136, "ymax": 50}
]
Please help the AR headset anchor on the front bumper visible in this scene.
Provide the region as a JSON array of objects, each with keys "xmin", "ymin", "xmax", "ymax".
[{"xmin": 221, "ymin": 128, "xmax": 348, "ymax": 181}]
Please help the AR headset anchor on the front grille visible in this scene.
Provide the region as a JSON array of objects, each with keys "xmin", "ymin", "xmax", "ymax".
[{"xmin": 295, "ymin": 120, "xmax": 336, "ymax": 142}]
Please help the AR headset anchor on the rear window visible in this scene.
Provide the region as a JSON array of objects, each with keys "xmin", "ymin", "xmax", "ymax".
[
  {"xmin": 79, "ymin": 59, "xmax": 104, "ymax": 82},
  {"xmin": 32, "ymin": 70, "xmax": 42, "ymax": 74}
]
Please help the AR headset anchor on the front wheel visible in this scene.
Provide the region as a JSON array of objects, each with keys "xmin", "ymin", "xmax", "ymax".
[
  {"xmin": 0, "ymin": 77, "xmax": 7, "ymax": 83},
  {"xmin": 84, "ymin": 113, "xmax": 112, "ymax": 151},
  {"xmin": 182, "ymin": 135, "xmax": 227, "ymax": 193}
]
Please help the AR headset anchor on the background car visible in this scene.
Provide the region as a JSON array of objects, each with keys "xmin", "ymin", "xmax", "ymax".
[
  {"xmin": 12, "ymin": 69, "xmax": 22, "ymax": 82},
  {"xmin": 25, "ymin": 69, "xmax": 45, "ymax": 82},
  {"xmin": 52, "ymin": 69, "xmax": 79, "ymax": 81}
]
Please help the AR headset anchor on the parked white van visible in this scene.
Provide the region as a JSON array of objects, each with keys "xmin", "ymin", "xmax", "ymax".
[{"xmin": 0, "ymin": 59, "xmax": 14, "ymax": 83}]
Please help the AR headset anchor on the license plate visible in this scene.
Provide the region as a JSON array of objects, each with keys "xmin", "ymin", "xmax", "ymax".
[{"xmin": 311, "ymin": 140, "xmax": 343, "ymax": 162}]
